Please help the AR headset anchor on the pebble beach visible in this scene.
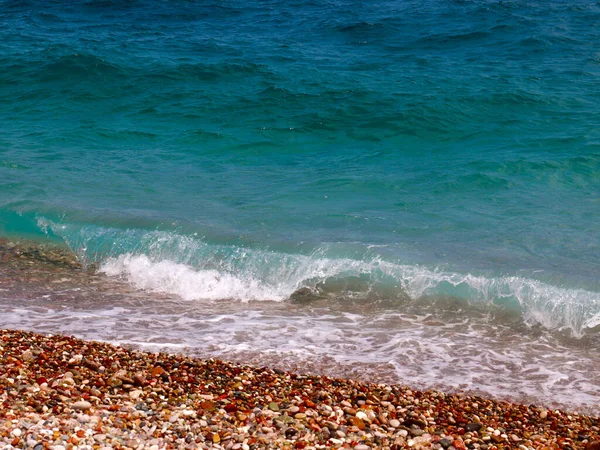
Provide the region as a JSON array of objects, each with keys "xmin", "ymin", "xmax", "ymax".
[
  {"xmin": 2, "ymin": 2, "xmax": 600, "ymax": 449},
  {"xmin": 1, "ymin": 329, "xmax": 598, "ymax": 450}
]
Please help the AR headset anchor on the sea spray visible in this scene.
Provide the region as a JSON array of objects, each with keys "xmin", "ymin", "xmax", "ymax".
[{"xmin": 36, "ymin": 216, "xmax": 600, "ymax": 337}]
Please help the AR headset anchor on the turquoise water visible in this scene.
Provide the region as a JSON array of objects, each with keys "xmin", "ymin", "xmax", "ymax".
[{"xmin": 1, "ymin": 1, "xmax": 599, "ymax": 335}]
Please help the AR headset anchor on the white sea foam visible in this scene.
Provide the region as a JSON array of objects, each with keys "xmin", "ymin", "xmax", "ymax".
[
  {"xmin": 2, "ymin": 296, "xmax": 599, "ymax": 414},
  {"xmin": 38, "ymin": 218, "xmax": 600, "ymax": 336},
  {"xmin": 98, "ymin": 251, "xmax": 600, "ymax": 337},
  {"xmin": 100, "ymin": 254, "xmax": 284, "ymax": 301}
]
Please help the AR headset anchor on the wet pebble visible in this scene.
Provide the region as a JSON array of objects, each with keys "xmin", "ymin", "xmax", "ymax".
[{"xmin": 0, "ymin": 328, "xmax": 597, "ymax": 450}]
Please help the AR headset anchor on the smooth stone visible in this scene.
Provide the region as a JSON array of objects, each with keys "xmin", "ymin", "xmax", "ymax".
[
  {"xmin": 129, "ymin": 390, "xmax": 142, "ymax": 399},
  {"xmin": 439, "ymin": 438, "xmax": 453, "ymax": 448},
  {"xmin": 389, "ymin": 419, "xmax": 400, "ymax": 428},
  {"xmin": 355, "ymin": 411, "xmax": 368, "ymax": 421},
  {"xmin": 71, "ymin": 400, "xmax": 92, "ymax": 410},
  {"xmin": 322, "ymin": 421, "xmax": 336, "ymax": 431},
  {"xmin": 540, "ymin": 410, "xmax": 548, "ymax": 419},
  {"xmin": 410, "ymin": 427, "xmax": 424, "ymax": 437},
  {"xmin": 466, "ymin": 423, "xmax": 482, "ymax": 432},
  {"xmin": 276, "ymin": 415, "xmax": 294, "ymax": 424}
]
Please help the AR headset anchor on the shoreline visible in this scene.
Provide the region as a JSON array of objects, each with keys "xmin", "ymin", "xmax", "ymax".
[{"xmin": 1, "ymin": 329, "xmax": 598, "ymax": 449}]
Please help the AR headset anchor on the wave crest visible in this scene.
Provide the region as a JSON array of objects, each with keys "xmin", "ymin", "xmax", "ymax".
[{"xmin": 38, "ymin": 217, "xmax": 600, "ymax": 337}]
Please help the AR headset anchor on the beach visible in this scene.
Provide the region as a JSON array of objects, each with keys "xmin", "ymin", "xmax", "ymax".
[
  {"xmin": 1, "ymin": 328, "xmax": 599, "ymax": 450},
  {"xmin": 1, "ymin": 1, "xmax": 600, "ymax": 448},
  {"xmin": 0, "ymin": 238, "xmax": 598, "ymax": 416}
]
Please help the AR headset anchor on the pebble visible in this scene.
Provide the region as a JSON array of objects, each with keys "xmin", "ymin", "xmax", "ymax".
[
  {"xmin": 0, "ymin": 328, "xmax": 596, "ymax": 450},
  {"xmin": 129, "ymin": 389, "xmax": 143, "ymax": 399},
  {"xmin": 355, "ymin": 411, "xmax": 368, "ymax": 420},
  {"xmin": 439, "ymin": 437, "xmax": 452, "ymax": 448},
  {"xmin": 71, "ymin": 400, "xmax": 92, "ymax": 410}
]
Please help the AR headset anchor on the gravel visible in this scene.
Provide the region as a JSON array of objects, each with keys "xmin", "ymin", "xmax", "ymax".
[{"xmin": 0, "ymin": 329, "xmax": 598, "ymax": 449}]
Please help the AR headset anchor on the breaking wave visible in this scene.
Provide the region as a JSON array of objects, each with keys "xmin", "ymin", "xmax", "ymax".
[{"xmin": 38, "ymin": 218, "xmax": 600, "ymax": 338}]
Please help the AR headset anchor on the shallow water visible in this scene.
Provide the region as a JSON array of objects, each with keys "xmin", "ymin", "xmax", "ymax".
[
  {"xmin": 0, "ymin": 240, "xmax": 598, "ymax": 414},
  {"xmin": 1, "ymin": 0, "xmax": 599, "ymax": 414}
]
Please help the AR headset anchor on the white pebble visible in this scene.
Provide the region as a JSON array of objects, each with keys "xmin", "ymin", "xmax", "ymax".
[
  {"xmin": 71, "ymin": 400, "xmax": 92, "ymax": 410},
  {"xmin": 68, "ymin": 354, "xmax": 83, "ymax": 364},
  {"xmin": 389, "ymin": 419, "xmax": 400, "ymax": 428},
  {"xmin": 355, "ymin": 411, "xmax": 368, "ymax": 420},
  {"xmin": 11, "ymin": 428, "xmax": 22, "ymax": 437},
  {"xmin": 129, "ymin": 390, "xmax": 142, "ymax": 399}
]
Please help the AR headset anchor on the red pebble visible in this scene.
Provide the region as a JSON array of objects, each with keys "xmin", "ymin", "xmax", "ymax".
[
  {"xmin": 453, "ymin": 439, "xmax": 467, "ymax": 450},
  {"xmin": 224, "ymin": 403, "xmax": 237, "ymax": 413},
  {"xmin": 151, "ymin": 366, "xmax": 165, "ymax": 377}
]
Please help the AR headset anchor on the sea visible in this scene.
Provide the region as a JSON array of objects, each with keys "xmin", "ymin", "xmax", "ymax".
[{"xmin": 0, "ymin": 0, "xmax": 599, "ymax": 413}]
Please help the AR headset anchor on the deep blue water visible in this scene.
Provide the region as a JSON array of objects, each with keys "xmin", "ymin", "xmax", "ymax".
[{"xmin": 1, "ymin": 0, "xmax": 599, "ymax": 335}]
